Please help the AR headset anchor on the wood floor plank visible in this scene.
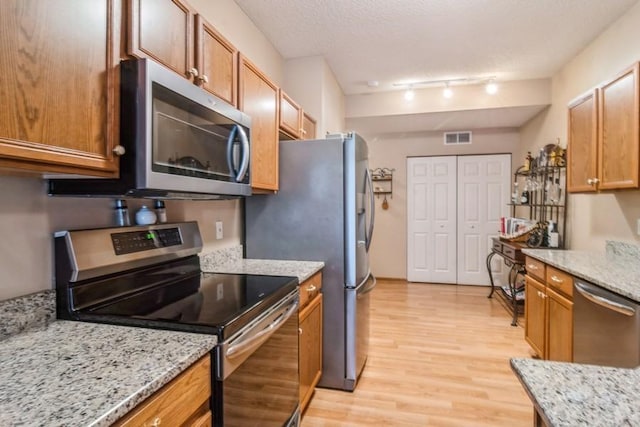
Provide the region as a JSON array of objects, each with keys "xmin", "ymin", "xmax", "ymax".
[{"xmin": 301, "ymin": 280, "xmax": 533, "ymax": 426}]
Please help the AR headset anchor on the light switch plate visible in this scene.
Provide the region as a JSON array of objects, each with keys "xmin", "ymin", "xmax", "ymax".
[
  {"xmin": 216, "ymin": 221, "xmax": 223, "ymax": 240},
  {"xmin": 637, "ymin": 218, "xmax": 640, "ymax": 235}
]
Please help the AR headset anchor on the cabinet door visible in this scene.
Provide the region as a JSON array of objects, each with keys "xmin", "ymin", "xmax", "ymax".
[
  {"xmin": 598, "ymin": 63, "xmax": 640, "ymax": 190},
  {"xmin": 238, "ymin": 55, "xmax": 279, "ymax": 191},
  {"xmin": 299, "ymin": 294, "xmax": 323, "ymax": 412},
  {"xmin": 567, "ymin": 89, "xmax": 598, "ymax": 192},
  {"xmin": 302, "ymin": 112, "xmax": 317, "ymax": 140},
  {"xmin": 0, "ymin": 0, "xmax": 120, "ymax": 177},
  {"xmin": 524, "ymin": 275, "xmax": 546, "ymax": 358},
  {"xmin": 128, "ymin": 0, "xmax": 195, "ymax": 79},
  {"xmin": 195, "ymin": 14, "xmax": 237, "ymax": 106},
  {"xmin": 279, "ymin": 90, "xmax": 302, "ymax": 139},
  {"xmin": 546, "ymin": 287, "xmax": 573, "ymax": 362}
]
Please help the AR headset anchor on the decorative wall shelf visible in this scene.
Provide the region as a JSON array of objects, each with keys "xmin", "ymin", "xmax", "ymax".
[{"xmin": 370, "ymin": 167, "xmax": 395, "ymax": 210}]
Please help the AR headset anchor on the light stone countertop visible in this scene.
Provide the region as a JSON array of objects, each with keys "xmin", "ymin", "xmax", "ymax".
[
  {"xmin": 200, "ymin": 245, "xmax": 324, "ymax": 283},
  {"xmin": 0, "ymin": 292, "xmax": 217, "ymax": 427},
  {"xmin": 511, "ymin": 358, "xmax": 640, "ymax": 426},
  {"xmin": 522, "ymin": 242, "xmax": 640, "ymax": 302}
]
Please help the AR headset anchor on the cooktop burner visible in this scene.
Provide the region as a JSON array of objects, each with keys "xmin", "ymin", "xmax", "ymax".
[{"xmin": 82, "ymin": 271, "xmax": 298, "ymax": 339}]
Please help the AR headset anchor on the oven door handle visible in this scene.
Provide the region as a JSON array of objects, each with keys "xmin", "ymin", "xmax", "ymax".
[
  {"xmin": 226, "ymin": 298, "xmax": 299, "ymax": 359},
  {"xmin": 226, "ymin": 125, "xmax": 239, "ymax": 178}
]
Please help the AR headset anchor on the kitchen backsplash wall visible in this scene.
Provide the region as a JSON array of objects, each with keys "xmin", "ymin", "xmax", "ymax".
[{"xmin": 0, "ymin": 175, "xmax": 242, "ymax": 301}]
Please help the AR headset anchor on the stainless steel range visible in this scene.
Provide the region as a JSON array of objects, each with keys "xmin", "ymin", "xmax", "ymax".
[{"xmin": 54, "ymin": 221, "xmax": 300, "ymax": 427}]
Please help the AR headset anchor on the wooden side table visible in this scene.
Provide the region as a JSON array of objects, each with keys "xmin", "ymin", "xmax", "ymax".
[{"xmin": 486, "ymin": 237, "xmax": 526, "ymax": 326}]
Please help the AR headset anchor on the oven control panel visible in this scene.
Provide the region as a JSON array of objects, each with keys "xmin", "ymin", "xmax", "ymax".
[{"xmin": 111, "ymin": 228, "xmax": 183, "ymax": 255}]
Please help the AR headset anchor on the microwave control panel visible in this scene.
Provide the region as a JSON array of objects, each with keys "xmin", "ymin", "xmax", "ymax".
[{"xmin": 111, "ymin": 228, "xmax": 182, "ymax": 255}]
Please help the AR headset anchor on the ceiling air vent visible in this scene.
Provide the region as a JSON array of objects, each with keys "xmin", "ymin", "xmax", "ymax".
[{"xmin": 444, "ymin": 131, "xmax": 472, "ymax": 145}]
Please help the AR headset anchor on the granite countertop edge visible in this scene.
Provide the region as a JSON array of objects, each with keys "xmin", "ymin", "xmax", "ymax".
[
  {"xmin": 0, "ymin": 290, "xmax": 217, "ymax": 427},
  {"xmin": 199, "ymin": 247, "xmax": 324, "ymax": 283},
  {"xmin": 510, "ymin": 358, "xmax": 640, "ymax": 427},
  {"xmin": 521, "ymin": 248, "xmax": 640, "ymax": 302}
]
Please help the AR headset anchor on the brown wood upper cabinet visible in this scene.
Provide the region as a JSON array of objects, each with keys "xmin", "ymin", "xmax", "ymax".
[
  {"xmin": 0, "ymin": 0, "xmax": 121, "ymax": 177},
  {"xmin": 279, "ymin": 91, "xmax": 318, "ymax": 140},
  {"xmin": 302, "ymin": 112, "xmax": 317, "ymax": 140},
  {"xmin": 567, "ymin": 63, "xmax": 640, "ymax": 192},
  {"xmin": 128, "ymin": 0, "xmax": 238, "ymax": 106},
  {"xmin": 279, "ymin": 90, "xmax": 303, "ymax": 139},
  {"xmin": 238, "ymin": 54, "xmax": 280, "ymax": 191}
]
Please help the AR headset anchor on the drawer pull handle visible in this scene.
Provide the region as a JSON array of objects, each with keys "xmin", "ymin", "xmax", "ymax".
[
  {"xmin": 149, "ymin": 417, "xmax": 161, "ymax": 427},
  {"xmin": 306, "ymin": 284, "xmax": 317, "ymax": 293},
  {"xmin": 551, "ymin": 275, "xmax": 563, "ymax": 283},
  {"xmin": 528, "ymin": 264, "xmax": 538, "ymax": 270}
]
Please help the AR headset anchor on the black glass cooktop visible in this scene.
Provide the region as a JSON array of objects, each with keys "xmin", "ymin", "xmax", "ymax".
[{"xmin": 63, "ymin": 256, "xmax": 298, "ymax": 341}]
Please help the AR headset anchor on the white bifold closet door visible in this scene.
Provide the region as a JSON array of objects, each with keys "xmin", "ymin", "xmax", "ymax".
[
  {"xmin": 457, "ymin": 155, "xmax": 511, "ymax": 285},
  {"xmin": 407, "ymin": 154, "xmax": 510, "ymax": 285},
  {"xmin": 407, "ymin": 156, "xmax": 457, "ymax": 283}
]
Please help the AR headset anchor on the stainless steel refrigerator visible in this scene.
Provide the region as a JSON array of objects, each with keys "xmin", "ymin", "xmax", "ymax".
[{"xmin": 244, "ymin": 132, "xmax": 376, "ymax": 391}]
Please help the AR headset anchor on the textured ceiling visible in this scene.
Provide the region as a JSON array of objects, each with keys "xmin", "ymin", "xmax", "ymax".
[{"xmin": 234, "ymin": 0, "xmax": 638, "ymax": 95}]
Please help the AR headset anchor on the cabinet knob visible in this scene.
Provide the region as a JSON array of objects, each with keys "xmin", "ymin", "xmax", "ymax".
[
  {"xmin": 198, "ymin": 74, "xmax": 209, "ymax": 84},
  {"xmin": 187, "ymin": 67, "xmax": 199, "ymax": 78},
  {"xmin": 149, "ymin": 417, "xmax": 161, "ymax": 427},
  {"xmin": 592, "ymin": 177, "xmax": 600, "ymax": 184},
  {"xmin": 112, "ymin": 145, "xmax": 126, "ymax": 156},
  {"xmin": 298, "ymin": 328, "xmax": 303, "ymax": 335},
  {"xmin": 306, "ymin": 284, "xmax": 317, "ymax": 296}
]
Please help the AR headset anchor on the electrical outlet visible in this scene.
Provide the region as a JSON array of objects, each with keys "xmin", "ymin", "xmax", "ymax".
[
  {"xmin": 215, "ymin": 221, "xmax": 223, "ymax": 240},
  {"xmin": 216, "ymin": 283, "xmax": 224, "ymax": 301}
]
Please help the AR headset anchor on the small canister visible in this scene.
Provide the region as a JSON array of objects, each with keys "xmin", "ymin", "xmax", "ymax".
[
  {"xmin": 114, "ymin": 199, "xmax": 131, "ymax": 227},
  {"xmin": 154, "ymin": 200, "xmax": 167, "ymax": 223}
]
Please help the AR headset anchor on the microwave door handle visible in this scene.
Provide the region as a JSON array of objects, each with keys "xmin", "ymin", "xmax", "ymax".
[
  {"xmin": 226, "ymin": 125, "xmax": 240, "ymax": 178},
  {"xmin": 235, "ymin": 125, "xmax": 250, "ymax": 182}
]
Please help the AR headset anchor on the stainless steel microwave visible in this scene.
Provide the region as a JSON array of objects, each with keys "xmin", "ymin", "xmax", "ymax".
[{"xmin": 49, "ymin": 58, "xmax": 251, "ymax": 199}]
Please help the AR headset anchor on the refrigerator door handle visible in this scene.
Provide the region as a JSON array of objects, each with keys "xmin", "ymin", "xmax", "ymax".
[{"xmin": 365, "ymin": 168, "xmax": 375, "ymax": 251}]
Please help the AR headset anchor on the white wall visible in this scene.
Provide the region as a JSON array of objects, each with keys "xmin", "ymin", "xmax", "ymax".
[
  {"xmin": 350, "ymin": 129, "xmax": 520, "ymax": 279},
  {"xmin": 520, "ymin": 1, "xmax": 640, "ymax": 250}
]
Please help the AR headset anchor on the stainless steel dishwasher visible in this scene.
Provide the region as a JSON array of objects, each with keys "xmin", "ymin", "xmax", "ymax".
[{"xmin": 573, "ymin": 279, "xmax": 640, "ymax": 368}]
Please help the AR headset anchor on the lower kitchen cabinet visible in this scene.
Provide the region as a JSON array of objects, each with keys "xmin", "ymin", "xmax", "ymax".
[
  {"xmin": 524, "ymin": 257, "xmax": 574, "ymax": 362},
  {"xmin": 114, "ymin": 354, "xmax": 211, "ymax": 427},
  {"xmin": 546, "ymin": 287, "xmax": 573, "ymax": 362},
  {"xmin": 524, "ymin": 275, "xmax": 546, "ymax": 358},
  {"xmin": 298, "ymin": 272, "xmax": 323, "ymax": 413}
]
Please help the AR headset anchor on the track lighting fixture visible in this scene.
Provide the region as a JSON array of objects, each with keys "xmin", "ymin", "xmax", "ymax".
[
  {"xmin": 443, "ymin": 83, "xmax": 453, "ymax": 99},
  {"xmin": 485, "ymin": 80, "xmax": 498, "ymax": 95},
  {"xmin": 393, "ymin": 75, "xmax": 499, "ymax": 100},
  {"xmin": 404, "ymin": 86, "xmax": 415, "ymax": 101}
]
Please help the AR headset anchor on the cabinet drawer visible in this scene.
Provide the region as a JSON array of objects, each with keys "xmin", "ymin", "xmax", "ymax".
[
  {"xmin": 502, "ymin": 245, "xmax": 516, "ymax": 259},
  {"xmin": 546, "ymin": 266, "xmax": 573, "ymax": 298},
  {"xmin": 299, "ymin": 271, "xmax": 322, "ymax": 309},
  {"xmin": 492, "ymin": 240, "xmax": 502, "ymax": 252},
  {"xmin": 115, "ymin": 355, "xmax": 211, "ymax": 427},
  {"xmin": 525, "ymin": 256, "xmax": 546, "ymax": 281}
]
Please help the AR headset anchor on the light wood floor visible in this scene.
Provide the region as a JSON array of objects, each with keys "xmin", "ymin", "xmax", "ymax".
[{"xmin": 301, "ymin": 280, "xmax": 533, "ymax": 427}]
